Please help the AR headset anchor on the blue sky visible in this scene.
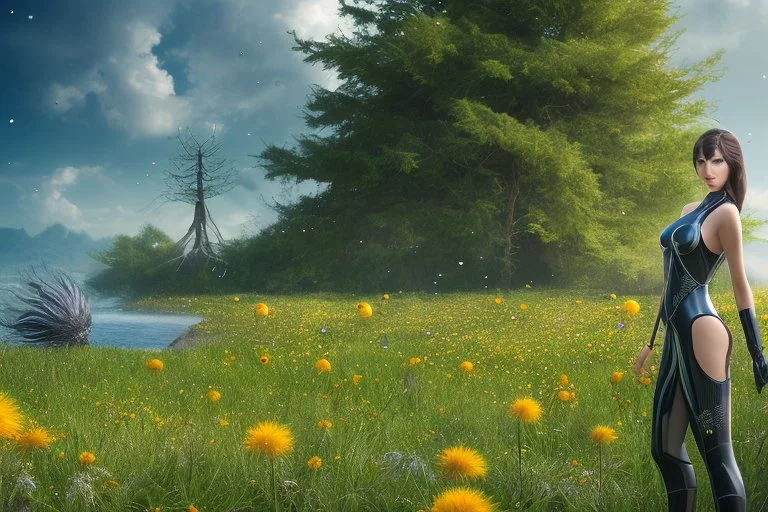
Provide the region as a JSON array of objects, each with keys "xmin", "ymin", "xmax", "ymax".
[{"xmin": 2, "ymin": 0, "xmax": 768, "ymax": 283}]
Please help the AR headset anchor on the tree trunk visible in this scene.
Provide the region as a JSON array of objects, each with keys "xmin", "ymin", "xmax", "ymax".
[{"xmin": 501, "ymin": 174, "xmax": 521, "ymax": 287}]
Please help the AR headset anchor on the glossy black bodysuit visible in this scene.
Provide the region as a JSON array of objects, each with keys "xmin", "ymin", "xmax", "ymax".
[{"xmin": 652, "ymin": 188, "xmax": 746, "ymax": 511}]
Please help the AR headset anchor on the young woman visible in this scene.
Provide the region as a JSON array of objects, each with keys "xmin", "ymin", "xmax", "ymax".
[{"xmin": 633, "ymin": 128, "xmax": 768, "ymax": 511}]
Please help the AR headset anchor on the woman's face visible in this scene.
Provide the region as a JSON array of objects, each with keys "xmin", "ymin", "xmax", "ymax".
[{"xmin": 695, "ymin": 147, "xmax": 730, "ymax": 192}]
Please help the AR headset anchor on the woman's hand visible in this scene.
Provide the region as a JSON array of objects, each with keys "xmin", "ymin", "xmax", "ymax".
[{"xmin": 634, "ymin": 345, "xmax": 652, "ymax": 376}]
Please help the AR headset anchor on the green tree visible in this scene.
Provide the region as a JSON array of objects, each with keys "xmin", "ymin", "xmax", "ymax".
[{"xmin": 249, "ymin": 0, "xmax": 760, "ymax": 292}]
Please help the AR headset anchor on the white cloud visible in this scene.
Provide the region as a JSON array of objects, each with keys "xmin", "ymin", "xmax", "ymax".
[{"xmin": 31, "ymin": 166, "xmax": 104, "ymax": 229}]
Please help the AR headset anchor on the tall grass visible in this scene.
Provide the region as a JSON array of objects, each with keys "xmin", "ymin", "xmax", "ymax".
[{"xmin": 1, "ymin": 285, "xmax": 766, "ymax": 511}]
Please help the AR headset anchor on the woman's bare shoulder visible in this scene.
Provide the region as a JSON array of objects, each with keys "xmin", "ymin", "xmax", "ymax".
[{"xmin": 680, "ymin": 201, "xmax": 701, "ymax": 217}]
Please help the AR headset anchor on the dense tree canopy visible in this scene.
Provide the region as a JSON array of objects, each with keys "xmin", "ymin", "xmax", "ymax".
[{"xmin": 245, "ymin": 0, "xmax": 746, "ymax": 293}]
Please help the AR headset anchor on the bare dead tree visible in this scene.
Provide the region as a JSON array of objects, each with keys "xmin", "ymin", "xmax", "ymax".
[{"xmin": 160, "ymin": 127, "xmax": 238, "ymax": 272}]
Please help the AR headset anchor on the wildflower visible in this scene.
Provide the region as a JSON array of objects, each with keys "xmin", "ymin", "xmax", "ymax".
[
  {"xmin": 621, "ymin": 299, "xmax": 640, "ymax": 316},
  {"xmin": 315, "ymin": 358, "xmax": 332, "ymax": 373},
  {"xmin": 260, "ymin": 355, "xmax": 270, "ymax": 365},
  {"xmin": 383, "ymin": 293, "xmax": 390, "ymax": 300},
  {"xmin": 436, "ymin": 446, "xmax": 487, "ymax": 480},
  {"xmin": 233, "ymin": 297, "xmax": 240, "ymax": 302},
  {"xmin": 254, "ymin": 303, "xmax": 269, "ymax": 316},
  {"xmin": 557, "ymin": 390, "xmax": 571, "ymax": 402},
  {"xmin": 105, "ymin": 480, "xmax": 119, "ymax": 487},
  {"xmin": 79, "ymin": 452, "xmax": 96, "ymax": 465},
  {"xmin": 610, "ymin": 371, "xmax": 624, "ymax": 384},
  {"xmin": 639, "ymin": 376, "xmax": 652, "ymax": 385},
  {"xmin": 571, "ymin": 459, "xmax": 579, "ymax": 468},
  {"xmin": 352, "ymin": 374, "xmax": 363, "ymax": 385},
  {"xmin": 575, "ymin": 300, "xmax": 582, "ymax": 304},
  {"xmin": 243, "ymin": 421, "xmax": 294, "ymax": 459},
  {"xmin": 317, "ymin": 420, "xmax": 332, "ymax": 430},
  {"xmin": 0, "ymin": 392, "xmax": 23, "ymax": 440},
  {"xmin": 17, "ymin": 426, "xmax": 54, "ymax": 451},
  {"xmin": 559, "ymin": 374, "xmax": 569, "ymax": 386},
  {"xmin": 187, "ymin": 505, "xmax": 199, "ymax": 512},
  {"xmin": 146, "ymin": 359, "xmax": 164, "ymax": 372},
  {"xmin": 307, "ymin": 455, "xmax": 322, "ymax": 470},
  {"xmin": 609, "ymin": 293, "xmax": 616, "ymax": 300},
  {"xmin": 430, "ymin": 486, "xmax": 495, "ymax": 512},
  {"xmin": 219, "ymin": 419, "xmax": 229, "ymax": 427},
  {"xmin": 410, "ymin": 357, "xmax": 422, "ymax": 366},
  {"xmin": 591, "ymin": 426, "xmax": 618, "ymax": 444},
  {"xmin": 207, "ymin": 390, "xmax": 221, "ymax": 402},
  {"xmin": 459, "ymin": 361, "xmax": 474, "ymax": 373},
  {"xmin": 494, "ymin": 297, "xmax": 503, "ymax": 304},
  {"xmin": 520, "ymin": 303, "xmax": 528, "ymax": 311},
  {"xmin": 357, "ymin": 302, "xmax": 373, "ymax": 318},
  {"xmin": 509, "ymin": 397, "xmax": 543, "ymax": 423}
]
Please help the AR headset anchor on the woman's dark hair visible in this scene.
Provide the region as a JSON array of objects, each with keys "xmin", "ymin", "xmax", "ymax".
[{"xmin": 693, "ymin": 128, "xmax": 746, "ymax": 212}]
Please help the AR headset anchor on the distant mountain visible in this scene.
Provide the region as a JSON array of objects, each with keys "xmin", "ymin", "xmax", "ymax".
[{"xmin": 0, "ymin": 223, "xmax": 114, "ymax": 277}]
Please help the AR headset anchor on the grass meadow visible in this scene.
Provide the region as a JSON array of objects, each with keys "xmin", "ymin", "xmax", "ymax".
[{"xmin": 1, "ymin": 285, "xmax": 768, "ymax": 511}]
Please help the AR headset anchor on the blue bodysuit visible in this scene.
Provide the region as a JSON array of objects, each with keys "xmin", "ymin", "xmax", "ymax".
[{"xmin": 652, "ymin": 187, "xmax": 746, "ymax": 511}]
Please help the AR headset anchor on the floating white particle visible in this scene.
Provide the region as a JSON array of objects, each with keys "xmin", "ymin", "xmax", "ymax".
[
  {"xmin": 151, "ymin": 161, "xmax": 155, "ymax": 165},
  {"xmin": 259, "ymin": 40, "xmax": 262, "ymax": 44},
  {"xmin": 9, "ymin": 119, "xmax": 13, "ymax": 123},
  {"xmin": 247, "ymin": 133, "xmax": 251, "ymax": 136},
  {"xmin": 10, "ymin": 10, "xmax": 14, "ymax": 14},
  {"xmin": 27, "ymin": 14, "xmax": 32, "ymax": 20},
  {"xmin": 763, "ymin": 74, "xmax": 766, "ymax": 79},
  {"xmin": 239, "ymin": 52, "xmax": 243, "ymax": 56}
]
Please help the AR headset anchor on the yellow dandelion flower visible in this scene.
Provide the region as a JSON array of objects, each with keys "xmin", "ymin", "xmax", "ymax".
[
  {"xmin": 430, "ymin": 486, "xmax": 495, "ymax": 512},
  {"xmin": 79, "ymin": 451, "xmax": 96, "ymax": 465},
  {"xmin": 317, "ymin": 419, "xmax": 332, "ymax": 430},
  {"xmin": 307, "ymin": 455, "xmax": 322, "ymax": 470},
  {"xmin": 254, "ymin": 303, "xmax": 269, "ymax": 316},
  {"xmin": 409, "ymin": 357, "xmax": 422, "ymax": 366},
  {"xmin": 622, "ymin": 299, "xmax": 640, "ymax": 316},
  {"xmin": 436, "ymin": 446, "xmax": 488, "ymax": 480},
  {"xmin": 357, "ymin": 302, "xmax": 373, "ymax": 318},
  {"xmin": 520, "ymin": 303, "xmax": 528, "ymax": 311},
  {"xmin": 494, "ymin": 297, "xmax": 503, "ymax": 304},
  {"xmin": 243, "ymin": 421, "xmax": 294, "ymax": 459},
  {"xmin": 259, "ymin": 355, "xmax": 270, "ymax": 365},
  {"xmin": 571, "ymin": 459, "xmax": 578, "ymax": 468},
  {"xmin": 609, "ymin": 293, "xmax": 617, "ymax": 299},
  {"xmin": 146, "ymin": 359, "xmax": 164, "ymax": 372},
  {"xmin": 509, "ymin": 397, "xmax": 543, "ymax": 423},
  {"xmin": 559, "ymin": 374, "xmax": 569, "ymax": 386},
  {"xmin": 315, "ymin": 358, "xmax": 332, "ymax": 373},
  {"xmin": 570, "ymin": 391, "xmax": 576, "ymax": 399},
  {"xmin": 207, "ymin": 390, "xmax": 221, "ymax": 402},
  {"xmin": 233, "ymin": 297, "xmax": 240, "ymax": 302},
  {"xmin": 352, "ymin": 374, "xmax": 363, "ymax": 385},
  {"xmin": 590, "ymin": 425, "xmax": 618, "ymax": 445},
  {"xmin": 17, "ymin": 426, "xmax": 54, "ymax": 451},
  {"xmin": 187, "ymin": 505, "xmax": 199, "ymax": 512},
  {"xmin": 0, "ymin": 392, "xmax": 24, "ymax": 440},
  {"xmin": 639, "ymin": 376, "xmax": 652, "ymax": 385},
  {"xmin": 557, "ymin": 390, "xmax": 571, "ymax": 402},
  {"xmin": 610, "ymin": 371, "xmax": 624, "ymax": 384},
  {"xmin": 219, "ymin": 419, "xmax": 229, "ymax": 427},
  {"xmin": 383, "ymin": 293, "xmax": 390, "ymax": 300},
  {"xmin": 459, "ymin": 361, "xmax": 474, "ymax": 373}
]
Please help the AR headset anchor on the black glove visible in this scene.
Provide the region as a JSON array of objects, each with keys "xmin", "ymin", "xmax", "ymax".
[{"xmin": 739, "ymin": 307, "xmax": 768, "ymax": 394}]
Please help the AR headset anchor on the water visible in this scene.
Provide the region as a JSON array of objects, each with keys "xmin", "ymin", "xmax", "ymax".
[{"xmin": 0, "ymin": 267, "xmax": 203, "ymax": 350}]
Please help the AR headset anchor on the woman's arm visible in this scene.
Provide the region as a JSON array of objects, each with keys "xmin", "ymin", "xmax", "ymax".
[
  {"xmin": 719, "ymin": 202, "xmax": 768, "ymax": 392},
  {"xmin": 719, "ymin": 203, "xmax": 754, "ymax": 310}
]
